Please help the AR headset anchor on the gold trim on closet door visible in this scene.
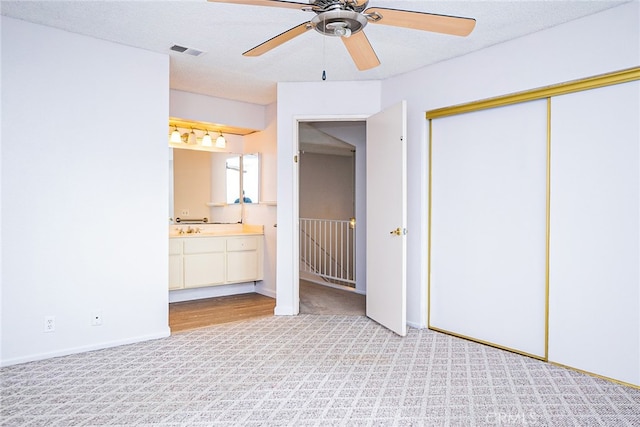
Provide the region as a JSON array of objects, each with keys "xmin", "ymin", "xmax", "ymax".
[
  {"xmin": 427, "ymin": 120, "xmax": 433, "ymax": 329},
  {"xmin": 429, "ymin": 326, "xmax": 547, "ymax": 361},
  {"xmin": 544, "ymin": 97, "xmax": 551, "ymax": 361},
  {"xmin": 550, "ymin": 362, "xmax": 640, "ymax": 390},
  {"xmin": 426, "ymin": 67, "xmax": 640, "ymax": 120}
]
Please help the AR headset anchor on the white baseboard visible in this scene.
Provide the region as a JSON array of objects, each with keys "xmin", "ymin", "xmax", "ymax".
[
  {"xmin": 255, "ymin": 285, "xmax": 276, "ymax": 299},
  {"xmin": 169, "ymin": 283, "xmax": 255, "ymax": 303},
  {"xmin": 274, "ymin": 305, "xmax": 296, "ymax": 316},
  {"xmin": 407, "ymin": 320, "xmax": 424, "ymax": 330},
  {"xmin": 0, "ymin": 329, "xmax": 171, "ymax": 367}
]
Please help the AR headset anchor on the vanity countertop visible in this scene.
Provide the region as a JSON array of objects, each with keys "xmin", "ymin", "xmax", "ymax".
[{"xmin": 169, "ymin": 224, "xmax": 264, "ymax": 238}]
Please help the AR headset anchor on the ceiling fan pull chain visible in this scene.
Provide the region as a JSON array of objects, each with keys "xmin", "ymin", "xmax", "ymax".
[{"xmin": 322, "ymin": 13, "xmax": 327, "ymax": 81}]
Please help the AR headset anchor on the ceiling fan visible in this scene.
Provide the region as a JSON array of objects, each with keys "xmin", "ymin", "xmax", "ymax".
[{"xmin": 207, "ymin": 0, "xmax": 476, "ymax": 71}]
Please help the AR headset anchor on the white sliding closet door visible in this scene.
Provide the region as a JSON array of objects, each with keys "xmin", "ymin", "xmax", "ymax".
[
  {"xmin": 430, "ymin": 100, "xmax": 548, "ymax": 358},
  {"xmin": 548, "ymin": 81, "xmax": 640, "ymax": 385}
]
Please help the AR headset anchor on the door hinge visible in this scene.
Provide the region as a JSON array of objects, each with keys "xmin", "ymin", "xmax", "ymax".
[{"xmin": 294, "ymin": 155, "xmax": 298, "ymax": 163}]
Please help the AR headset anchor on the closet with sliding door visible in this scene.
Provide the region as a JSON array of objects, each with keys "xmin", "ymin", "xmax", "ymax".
[{"xmin": 427, "ymin": 68, "xmax": 640, "ymax": 387}]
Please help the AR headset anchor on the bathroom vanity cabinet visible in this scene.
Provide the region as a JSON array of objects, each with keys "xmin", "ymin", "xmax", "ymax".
[{"xmin": 169, "ymin": 234, "xmax": 263, "ymax": 290}]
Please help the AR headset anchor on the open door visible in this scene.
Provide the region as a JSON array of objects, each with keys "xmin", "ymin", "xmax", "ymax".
[{"xmin": 366, "ymin": 101, "xmax": 407, "ymax": 336}]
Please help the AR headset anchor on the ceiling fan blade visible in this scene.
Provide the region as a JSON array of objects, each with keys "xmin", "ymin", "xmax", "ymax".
[
  {"xmin": 341, "ymin": 31, "xmax": 380, "ymax": 71},
  {"xmin": 243, "ymin": 22, "xmax": 312, "ymax": 56},
  {"xmin": 207, "ymin": 0, "xmax": 307, "ymax": 10},
  {"xmin": 365, "ymin": 7, "xmax": 476, "ymax": 37}
]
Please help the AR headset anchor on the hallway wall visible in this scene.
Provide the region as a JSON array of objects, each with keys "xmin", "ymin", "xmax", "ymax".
[{"xmin": 299, "ymin": 152, "xmax": 354, "ymax": 220}]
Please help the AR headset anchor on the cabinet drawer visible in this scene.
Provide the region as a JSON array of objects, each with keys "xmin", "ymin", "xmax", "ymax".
[
  {"xmin": 169, "ymin": 239, "xmax": 183, "ymax": 255},
  {"xmin": 184, "ymin": 237, "xmax": 225, "ymax": 254},
  {"xmin": 227, "ymin": 236, "xmax": 258, "ymax": 252}
]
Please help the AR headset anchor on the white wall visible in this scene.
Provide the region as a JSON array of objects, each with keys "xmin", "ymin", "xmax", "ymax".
[
  {"xmin": 245, "ymin": 102, "xmax": 278, "ymax": 298},
  {"xmin": 381, "ymin": 1, "xmax": 640, "ymax": 328},
  {"xmin": 170, "ymin": 90, "xmax": 265, "ymax": 131},
  {"xmin": 276, "ymin": 81, "xmax": 381, "ymax": 315},
  {"xmin": 299, "ymin": 152, "xmax": 354, "ymax": 220},
  {"xmin": 1, "ymin": 18, "xmax": 170, "ymax": 366}
]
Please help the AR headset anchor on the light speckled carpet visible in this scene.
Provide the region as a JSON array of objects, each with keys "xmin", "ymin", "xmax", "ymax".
[
  {"xmin": 299, "ymin": 280, "xmax": 365, "ymax": 316},
  {"xmin": 2, "ymin": 315, "xmax": 639, "ymax": 426}
]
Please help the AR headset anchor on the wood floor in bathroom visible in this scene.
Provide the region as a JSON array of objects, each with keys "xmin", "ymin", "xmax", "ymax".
[{"xmin": 169, "ymin": 292, "xmax": 276, "ymax": 333}]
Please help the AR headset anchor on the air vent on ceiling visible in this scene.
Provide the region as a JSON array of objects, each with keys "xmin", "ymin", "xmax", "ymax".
[{"xmin": 170, "ymin": 44, "xmax": 206, "ymax": 57}]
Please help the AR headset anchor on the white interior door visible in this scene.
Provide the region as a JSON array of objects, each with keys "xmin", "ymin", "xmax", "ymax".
[{"xmin": 366, "ymin": 101, "xmax": 407, "ymax": 336}]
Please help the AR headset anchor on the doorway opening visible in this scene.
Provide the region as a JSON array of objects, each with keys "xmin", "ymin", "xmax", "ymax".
[{"xmin": 297, "ymin": 120, "xmax": 367, "ymax": 315}]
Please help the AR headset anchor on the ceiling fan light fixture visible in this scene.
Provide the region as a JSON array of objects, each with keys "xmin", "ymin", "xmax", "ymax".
[
  {"xmin": 329, "ymin": 22, "xmax": 351, "ymax": 37},
  {"xmin": 311, "ymin": 10, "xmax": 367, "ymax": 37},
  {"xmin": 338, "ymin": 26, "xmax": 351, "ymax": 37}
]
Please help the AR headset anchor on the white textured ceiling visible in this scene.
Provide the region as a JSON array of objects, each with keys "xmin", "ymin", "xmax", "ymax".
[{"xmin": 1, "ymin": 0, "xmax": 631, "ymax": 105}]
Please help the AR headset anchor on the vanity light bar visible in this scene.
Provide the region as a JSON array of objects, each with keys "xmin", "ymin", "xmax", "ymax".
[
  {"xmin": 168, "ymin": 127, "xmax": 224, "ymax": 148},
  {"xmin": 169, "ymin": 117, "xmax": 258, "ymax": 137}
]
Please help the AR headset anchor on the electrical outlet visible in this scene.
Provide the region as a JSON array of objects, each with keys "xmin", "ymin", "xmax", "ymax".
[
  {"xmin": 44, "ymin": 316, "xmax": 55, "ymax": 333},
  {"xmin": 181, "ymin": 209, "xmax": 190, "ymax": 216},
  {"xmin": 91, "ymin": 310, "xmax": 103, "ymax": 326}
]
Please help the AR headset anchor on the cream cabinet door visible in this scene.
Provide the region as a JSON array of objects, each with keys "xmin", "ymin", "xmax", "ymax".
[
  {"xmin": 184, "ymin": 253, "xmax": 225, "ymax": 288},
  {"xmin": 227, "ymin": 251, "xmax": 258, "ymax": 283},
  {"xmin": 226, "ymin": 236, "xmax": 263, "ymax": 283},
  {"xmin": 169, "ymin": 239, "xmax": 184, "ymax": 290},
  {"xmin": 169, "ymin": 254, "xmax": 184, "ymax": 290},
  {"xmin": 183, "ymin": 237, "xmax": 226, "ymax": 288}
]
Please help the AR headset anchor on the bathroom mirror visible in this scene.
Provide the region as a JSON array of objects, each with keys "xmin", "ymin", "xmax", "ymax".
[{"xmin": 170, "ymin": 148, "xmax": 259, "ymax": 224}]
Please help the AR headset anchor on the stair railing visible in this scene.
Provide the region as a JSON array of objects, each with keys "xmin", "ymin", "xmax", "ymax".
[{"xmin": 299, "ymin": 218, "xmax": 355, "ymax": 286}]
